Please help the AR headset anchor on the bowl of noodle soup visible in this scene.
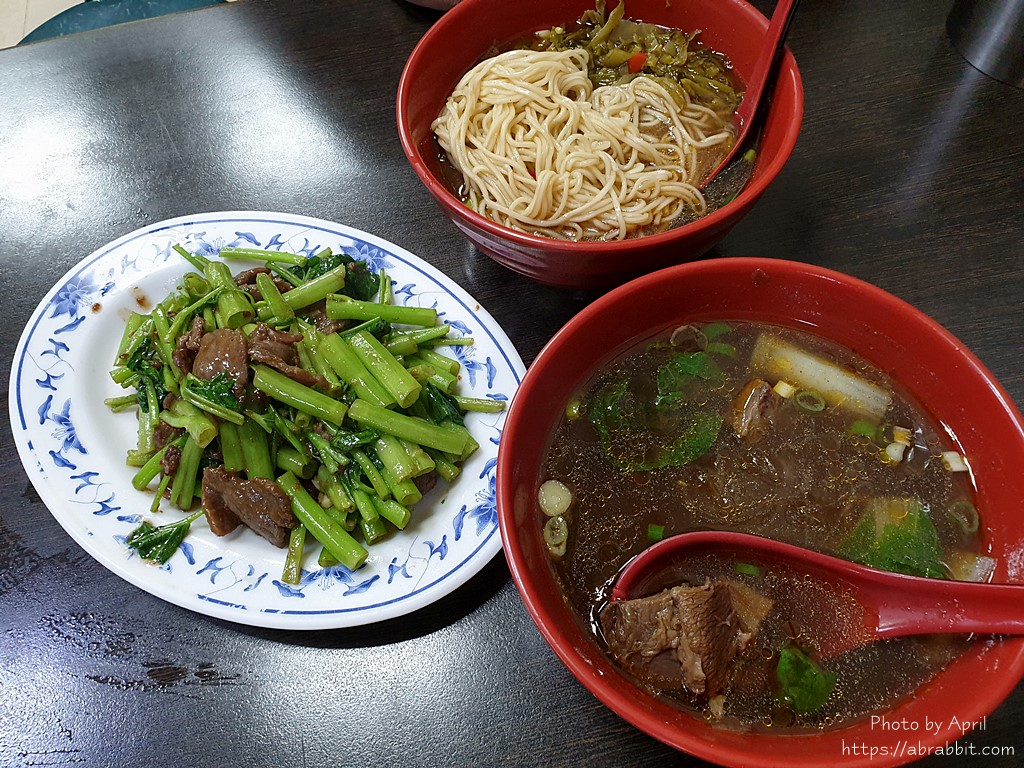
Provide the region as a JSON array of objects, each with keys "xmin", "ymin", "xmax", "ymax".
[
  {"xmin": 397, "ymin": 0, "xmax": 803, "ymax": 289},
  {"xmin": 495, "ymin": 258, "xmax": 1024, "ymax": 766}
]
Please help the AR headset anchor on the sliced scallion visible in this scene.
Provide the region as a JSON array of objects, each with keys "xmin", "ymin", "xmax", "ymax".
[
  {"xmin": 946, "ymin": 499, "xmax": 979, "ymax": 534},
  {"xmin": 941, "ymin": 451, "xmax": 970, "ymax": 472},
  {"xmin": 538, "ymin": 479, "xmax": 573, "ymax": 518},
  {"xmin": 735, "ymin": 562, "xmax": 760, "ymax": 577},
  {"xmin": 794, "ymin": 389, "xmax": 826, "ymax": 413},
  {"xmin": 705, "ymin": 341, "xmax": 737, "ymax": 357},
  {"xmin": 543, "ymin": 516, "xmax": 569, "ymax": 558},
  {"xmin": 850, "ymin": 419, "xmax": 878, "ymax": 439}
]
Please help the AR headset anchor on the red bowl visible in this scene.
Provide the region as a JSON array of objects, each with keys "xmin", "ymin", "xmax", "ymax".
[
  {"xmin": 496, "ymin": 258, "xmax": 1024, "ymax": 766},
  {"xmin": 396, "ymin": 0, "xmax": 804, "ymax": 289}
]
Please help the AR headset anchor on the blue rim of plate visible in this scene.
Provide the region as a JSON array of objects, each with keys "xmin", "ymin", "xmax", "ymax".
[{"xmin": 9, "ymin": 211, "xmax": 526, "ymax": 629}]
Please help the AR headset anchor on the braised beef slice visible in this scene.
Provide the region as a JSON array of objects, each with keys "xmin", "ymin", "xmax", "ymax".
[
  {"xmin": 192, "ymin": 328, "xmax": 249, "ymax": 396},
  {"xmin": 233, "ymin": 267, "xmax": 292, "ymax": 294},
  {"xmin": 731, "ymin": 378, "xmax": 780, "ymax": 442},
  {"xmin": 248, "ymin": 323, "xmax": 302, "ymax": 364},
  {"xmin": 600, "ymin": 579, "xmax": 773, "ymax": 698},
  {"xmin": 152, "ymin": 419, "xmax": 179, "ymax": 451},
  {"xmin": 305, "ymin": 305, "xmax": 346, "ymax": 336},
  {"xmin": 413, "ymin": 471, "xmax": 438, "ymax": 496},
  {"xmin": 247, "ymin": 323, "xmax": 329, "ymax": 389},
  {"xmin": 200, "ymin": 467, "xmax": 297, "ymax": 547},
  {"xmin": 172, "ymin": 316, "xmax": 206, "ymax": 373},
  {"xmin": 161, "ymin": 443, "xmax": 182, "ymax": 478}
]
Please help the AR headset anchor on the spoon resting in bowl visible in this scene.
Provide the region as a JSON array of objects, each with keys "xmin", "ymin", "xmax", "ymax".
[
  {"xmin": 611, "ymin": 530, "xmax": 1024, "ymax": 657},
  {"xmin": 700, "ymin": 0, "xmax": 801, "ymax": 188}
]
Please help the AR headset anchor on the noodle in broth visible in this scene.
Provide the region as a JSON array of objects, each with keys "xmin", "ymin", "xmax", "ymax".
[{"xmin": 432, "ymin": 47, "xmax": 735, "ymax": 241}]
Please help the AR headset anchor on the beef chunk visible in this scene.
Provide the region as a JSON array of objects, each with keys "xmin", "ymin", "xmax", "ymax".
[
  {"xmin": 248, "ymin": 323, "xmax": 303, "ymax": 365},
  {"xmin": 172, "ymin": 316, "xmax": 206, "ymax": 374},
  {"xmin": 600, "ymin": 579, "xmax": 773, "ymax": 698},
  {"xmin": 200, "ymin": 467, "xmax": 298, "ymax": 547},
  {"xmin": 732, "ymin": 378, "xmax": 780, "ymax": 442},
  {"xmin": 304, "ymin": 305, "xmax": 346, "ymax": 336},
  {"xmin": 152, "ymin": 419, "xmax": 180, "ymax": 451},
  {"xmin": 192, "ymin": 328, "xmax": 249, "ymax": 396},
  {"xmin": 246, "ymin": 323, "xmax": 328, "ymax": 389},
  {"xmin": 413, "ymin": 471, "xmax": 438, "ymax": 495},
  {"xmin": 161, "ymin": 443, "xmax": 182, "ymax": 478},
  {"xmin": 234, "ymin": 267, "xmax": 293, "ymax": 300}
]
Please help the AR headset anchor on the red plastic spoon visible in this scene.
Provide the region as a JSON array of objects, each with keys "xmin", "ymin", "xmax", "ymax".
[
  {"xmin": 701, "ymin": 0, "xmax": 802, "ymax": 187},
  {"xmin": 611, "ymin": 531, "xmax": 1024, "ymax": 656}
]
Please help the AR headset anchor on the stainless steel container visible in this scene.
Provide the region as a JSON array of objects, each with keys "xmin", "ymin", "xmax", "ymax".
[{"xmin": 947, "ymin": 0, "xmax": 1024, "ymax": 88}]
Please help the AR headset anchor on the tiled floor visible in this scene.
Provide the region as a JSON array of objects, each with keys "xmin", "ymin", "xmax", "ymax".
[{"xmin": 0, "ymin": 0, "xmax": 82, "ymax": 48}]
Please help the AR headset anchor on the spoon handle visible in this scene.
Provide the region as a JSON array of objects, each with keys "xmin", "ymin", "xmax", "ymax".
[
  {"xmin": 873, "ymin": 576, "xmax": 1024, "ymax": 639},
  {"xmin": 736, "ymin": 0, "xmax": 801, "ymax": 129},
  {"xmin": 701, "ymin": 0, "xmax": 801, "ymax": 186}
]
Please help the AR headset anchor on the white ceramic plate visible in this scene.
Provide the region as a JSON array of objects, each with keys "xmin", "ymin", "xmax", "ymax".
[{"xmin": 9, "ymin": 212, "xmax": 525, "ymax": 629}]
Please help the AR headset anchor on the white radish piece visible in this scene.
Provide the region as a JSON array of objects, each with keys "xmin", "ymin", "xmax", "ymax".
[{"xmin": 750, "ymin": 334, "xmax": 892, "ymax": 420}]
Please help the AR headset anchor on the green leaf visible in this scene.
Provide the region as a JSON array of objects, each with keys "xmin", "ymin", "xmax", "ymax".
[
  {"xmin": 342, "ymin": 260, "xmax": 379, "ymax": 302},
  {"xmin": 838, "ymin": 499, "xmax": 946, "ymax": 579},
  {"xmin": 776, "ymin": 645, "xmax": 837, "ymax": 715},
  {"xmin": 419, "ymin": 382, "xmax": 465, "ymax": 426},
  {"xmin": 181, "ymin": 372, "xmax": 242, "ymax": 424},
  {"xmin": 655, "ymin": 351, "xmax": 722, "ymax": 408},
  {"xmin": 329, "ymin": 427, "xmax": 381, "ymax": 453},
  {"xmin": 587, "ymin": 377, "xmax": 722, "ymax": 472},
  {"xmin": 126, "ymin": 338, "xmax": 168, "ymax": 408},
  {"xmin": 126, "ymin": 511, "xmax": 203, "ymax": 564}
]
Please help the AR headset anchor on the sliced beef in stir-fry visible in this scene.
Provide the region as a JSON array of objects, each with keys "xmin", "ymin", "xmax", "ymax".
[
  {"xmin": 600, "ymin": 579, "xmax": 773, "ymax": 698},
  {"xmin": 172, "ymin": 316, "xmax": 206, "ymax": 374},
  {"xmin": 192, "ymin": 328, "xmax": 249, "ymax": 396},
  {"xmin": 304, "ymin": 305, "xmax": 347, "ymax": 336},
  {"xmin": 248, "ymin": 322, "xmax": 330, "ymax": 390},
  {"xmin": 233, "ymin": 267, "xmax": 294, "ymax": 300},
  {"xmin": 200, "ymin": 467, "xmax": 298, "ymax": 547}
]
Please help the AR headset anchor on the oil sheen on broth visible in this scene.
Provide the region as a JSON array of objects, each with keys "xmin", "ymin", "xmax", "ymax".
[{"xmin": 540, "ymin": 321, "xmax": 987, "ymax": 731}]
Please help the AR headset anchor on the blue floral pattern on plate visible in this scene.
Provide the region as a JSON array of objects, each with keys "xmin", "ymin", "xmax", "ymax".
[{"xmin": 9, "ymin": 212, "xmax": 525, "ymax": 630}]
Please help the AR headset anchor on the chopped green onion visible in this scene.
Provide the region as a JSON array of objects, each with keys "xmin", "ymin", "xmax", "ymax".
[
  {"xmin": 543, "ymin": 515, "xmax": 568, "ymax": 547},
  {"xmin": 946, "ymin": 499, "xmax": 979, "ymax": 534},
  {"xmin": 646, "ymin": 523, "xmax": 665, "ymax": 542},
  {"xmin": 794, "ymin": 389, "xmax": 826, "ymax": 413},
  {"xmin": 850, "ymin": 419, "xmax": 879, "ymax": 439},
  {"xmin": 705, "ymin": 341, "xmax": 737, "ymax": 357},
  {"xmin": 538, "ymin": 479, "xmax": 572, "ymax": 518},
  {"xmin": 735, "ymin": 562, "xmax": 761, "ymax": 577},
  {"xmin": 565, "ymin": 399, "xmax": 583, "ymax": 421},
  {"xmin": 941, "ymin": 450, "xmax": 970, "ymax": 472}
]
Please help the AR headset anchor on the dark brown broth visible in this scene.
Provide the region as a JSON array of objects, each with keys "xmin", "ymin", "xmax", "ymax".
[{"xmin": 542, "ymin": 322, "xmax": 979, "ymax": 729}]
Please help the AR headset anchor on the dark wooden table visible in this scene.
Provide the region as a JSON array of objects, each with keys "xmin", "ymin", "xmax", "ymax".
[{"xmin": 2, "ymin": 1, "xmax": 1022, "ymax": 766}]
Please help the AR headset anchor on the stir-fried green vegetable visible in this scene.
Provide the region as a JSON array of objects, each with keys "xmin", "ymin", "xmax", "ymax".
[
  {"xmin": 529, "ymin": 0, "xmax": 742, "ymax": 116},
  {"xmin": 126, "ymin": 510, "xmax": 204, "ymax": 564},
  {"xmin": 109, "ymin": 245, "xmax": 500, "ymax": 582}
]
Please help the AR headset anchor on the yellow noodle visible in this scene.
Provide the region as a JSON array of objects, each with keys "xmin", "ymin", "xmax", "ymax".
[{"xmin": 433, "ymin": 48, "xmax": 733, "ymax": 241}]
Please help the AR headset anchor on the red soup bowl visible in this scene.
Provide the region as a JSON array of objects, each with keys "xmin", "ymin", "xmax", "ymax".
[
  {"xmin": 396, "ymin": 0, "xmax": 803, "ymax": 290},
  {"xmin": 496, "ymin": 258, "xmax": 1024, "ymax": 767}
]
